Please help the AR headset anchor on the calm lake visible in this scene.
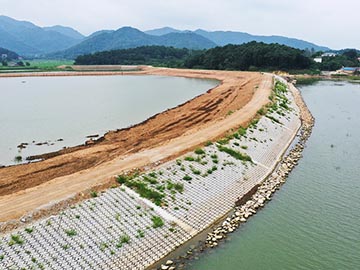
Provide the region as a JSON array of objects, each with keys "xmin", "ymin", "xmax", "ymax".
[
  {"xmin": 186, "ymin": 81, "xmax": 360, "ymax": 270},
  {"xmin": 0, "ymin": 75, "xmax": 218, "ymax": 166}
]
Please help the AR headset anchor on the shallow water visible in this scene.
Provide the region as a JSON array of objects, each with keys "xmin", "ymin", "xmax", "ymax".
[
  {"xmin": 0, "ymin": 75, "xmax": 218, "ymax": 166},
  {"xmin": 186, "ymin": 81, "xmax": 360, "ymax": 270}
]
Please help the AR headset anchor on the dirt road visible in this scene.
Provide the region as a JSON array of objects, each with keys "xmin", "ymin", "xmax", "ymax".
[{"xmin": 0, "ymin": 67, "xmax": 272, "ymax": 223}]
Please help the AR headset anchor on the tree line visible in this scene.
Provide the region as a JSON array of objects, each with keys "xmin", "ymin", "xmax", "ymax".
[{"xmin": 75, "ymin": 43, "xmax": 359, "ymax": 72}]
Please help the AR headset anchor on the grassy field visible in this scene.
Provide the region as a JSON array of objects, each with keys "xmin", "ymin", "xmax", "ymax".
[{"xmin": 0, "ymin": 59, "xmax": 74, "ymax": 72}]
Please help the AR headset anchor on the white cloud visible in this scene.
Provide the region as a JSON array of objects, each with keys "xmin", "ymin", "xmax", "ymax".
[{"xmin": 1, "ymin": 0, "xmax": 359, "ymax": 49}]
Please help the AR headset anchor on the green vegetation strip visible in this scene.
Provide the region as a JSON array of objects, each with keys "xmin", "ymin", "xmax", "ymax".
[{"xmin": 217, "ymin": 145, "xmax": 252, "ymax": 162}]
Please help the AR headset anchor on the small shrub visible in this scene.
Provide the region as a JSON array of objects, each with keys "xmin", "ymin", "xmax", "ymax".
[
  {"xmin": 176, "ymin": 159, "xmax": 182, "ymax": 166},
  {"xmin": 204, "ymin": 141, "xmax": 213, "ymax": 146},
  {"xmin": 137, "ymin": 230, "xmax": 145, "ymax": 238},
  {"xmin": 143, "ymin": 176, "xmax": 158, "ymax": 184},
  {"xmin": 238, "ymin": 126, "xmax": 247, "ymax": 136},
  {"xmin": 148, "ymin": 172, "xmax": 157, "ymax": 178},
  {"xmin": 8, "ymin": 234, "xmax": 24, "ymax": 246},
  {"xmin": 25, "ymin": 227, "xmax": 33, "ymax": 234},
  {"xmin": 14, "ymin": 155, "xmax": 22, "ymax": 163},
  {"xmin": 184, "ymin": 156, "xmax": 195, "ymax": 161},
  {"xmin": 90, "ymin": 191, "xmax": 98, "ymax": 198},
  {"xmin": 151, "ymin": 216, "xmax": 164, "ymax": 228},
  {"xmin": 116, "ymin": 174, "xmax": 129, "ymax": 184},
  {"xmin": 120, "ymin": 234, "xmax": 130, "ymax": 244},
  {"xmin": 194, "ymin": 148, "xmax": 205, "ymax": 155},
  {"xmin": 65, "ymin": 229, "xmax": 77, "ymax": 237},
  {"xmin": 257, "ymin": 107, "xmax": 266, "ymax": 115},
  {"xmin": 166, "ymin": 181, "xmax": 174, "ymax": 190},
  {"xmin": 217, "ymin": 145, "xmax": 252, "ymax": 162},
  {"xmin": 174, "ymin": 183, "xmax": 184, "ymax": 193},
  {"xmin": 217, "ymin": 138, "xmax": 230, "ymax": 145},
  {"xmin": 183, "ymin": 175, "xmax": 192, "ymax": 181},
  {"xmin": 265, "ymin": 115, "xmax": 282, "ymax": 125}
]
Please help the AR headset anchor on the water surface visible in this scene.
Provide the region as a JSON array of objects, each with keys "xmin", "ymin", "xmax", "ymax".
[
  {"xmin": 0, "ymin": 75, "xmax": 218, "ymax": 166},
  {"xmin": 186, "ymin": 81, "xmax": 360, "ymax": 270}
]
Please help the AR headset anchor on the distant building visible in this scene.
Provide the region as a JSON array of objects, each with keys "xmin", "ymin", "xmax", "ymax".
[
  {"xmin": 314, "ymin": 57, "xmax": 322, "ymax": 63},
  {"xmin": 336, "ymin": 67, "xmax": 360, "ymax": 75},
  {"xmin": 322, "ymin": 52, "xmax": 337, "ymax": 57}
]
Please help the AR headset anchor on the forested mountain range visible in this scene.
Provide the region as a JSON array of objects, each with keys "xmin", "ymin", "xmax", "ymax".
[
  {"xmin": 146, "ymin": 27, "xmax": 330, "ymax": 51},
  {"xmin": 0, "ymin": 16, "xmax": 334, "ymax": 59},
  {"xmin": 0, "ymin": 16, "xmax": 84, "ymax": 56},
  {"xmin": 50, "ymin": 27, "xmax": 216, "ymax": 59}
]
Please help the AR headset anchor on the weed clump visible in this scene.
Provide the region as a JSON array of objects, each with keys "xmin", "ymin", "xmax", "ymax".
[
  {"xmin": 151, "ymin": 216, "xmax": 164, "ymax": 228},
  {"xmin": 217, "ymin": 145, "xmax": 252, "ymax": 162}
]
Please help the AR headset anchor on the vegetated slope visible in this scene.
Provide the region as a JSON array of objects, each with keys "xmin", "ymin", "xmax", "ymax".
[
  {"xmin": 43, "ymin": 25, "xmax": 85, "ymax": 40},
  {"xmin": 50, "ymin": 27, "xmax": 216, "ymax": 59},
  {"xmin": 0, "ymin": 16, "xmax": 83, "ymax": 56},
  {"xmin": 316, "ymin": 49, "xmax": 360, "ymax": 70},
  {"xmin": 0, "ymin": 28, "xmax": 38, "ymax": 55},
  {"xmin": 145, "ymin": 27, "xmax": 186, "ymax": 36},
  {"xmin": 0, "ymin": 47, "xmax": 19, "ymax": 60},
  {"xmin": 184, "ymin": 42, "xmax": 312, "ymax": 70},
  {"xmin": 75, "ymin": 46, "xmax": 194, "ymax": 66},
  {"xmin": 145, "ymin": 27, "xmax": 330, "ymax": 51},
  {"xmin": 194, "ymin": 29, "xmax": 330, "ymax": 51}
]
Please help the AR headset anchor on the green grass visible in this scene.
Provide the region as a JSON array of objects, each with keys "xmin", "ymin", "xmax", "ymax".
[
  {"xmin": 65, "ymin": 229, "xmax": 77, "ymax": 237},
  {"xmin": 90, "ymin": 191, "xmax": 98, "ymax": 198},
  {"xmin": 151, "ymin": 216, "xmax": 164, "ymax": 228},
  {"xmin": 217, "ymin": 145, "xmax": 252, "ymax": 162},
  {"xmin": 14, "ymin": 155, "xmax": 22, "ymax": 163},
  {"xmin": 116, "ymin": 175, "xmax": 164, "ymax": 206},
  {"xmin": 143, "ymin": 175, "xmax": 158, "ymax": 184},
  {"xmin": 8, "ymin": 234, "xmax": 24, "ymax": 246},
  {"xmin": 174, "ymin": 183, "xmax": 184, "ymax": 193},
  {"xmin": 194, "ymin": 148, "xmax": 205, "ymax": 155},
  {"xmin": 183, "ymin": 175, "xmax": 192, "ymax": 181},
  {"xmin": 295, "ymin": 77, "xmax": 321, "ymax": 85},
  {"xmin": 204, "ymin": 141, "xmax": 213, "ymax": 146},
  {"xmin": 0, "ymin": 59, "xmax": 74, "ymax": 73},
  {"xmin": 25, "ymin": 227, "xmax": 34, "ymax": 234},
  {"xmin": 238, "ymin": 126, "xmax": 247, "ymax": 136},
  {"xmin": 120, "ymin": 234, "xmax": 130, "ymax": 244},
  {"xmin": 265, "ymin": 115, "xmax": 282, "ymax": 125}
]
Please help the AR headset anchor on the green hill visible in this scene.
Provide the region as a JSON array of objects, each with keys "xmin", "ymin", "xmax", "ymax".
[
  {"xmin": 184, "ymin": 42, "xmax": 312, "ymax": 70},
  {"xmin": 75, "ymin": 46, "xmax": 192, "ymax": 67},
  {"xmin": 50, "ymin": 27, "xmax": 216, "ymax": 59},
  {"xmin": 0, "ymin": 47, "xmax": 19, "ymax": 60},
  {"xmin": 0, "ymin": 16, "xmax": 83, "ymax": 56},
  {"xmin": 145, "ymin": 27, "xmax": 330, "ymax": 51}
]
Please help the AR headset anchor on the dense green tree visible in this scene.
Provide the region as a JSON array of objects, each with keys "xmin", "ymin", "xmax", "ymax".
[
  {"xmin": 75, "ymin": 46, "xmax": 193, "ymax": 67},
  {"xmin": 76, "ymin": 42, "xmax": 345, "ymax": 72},
  {"xmin": 184, "ymin": 42, "xmax": 312, "ymax": 70}
]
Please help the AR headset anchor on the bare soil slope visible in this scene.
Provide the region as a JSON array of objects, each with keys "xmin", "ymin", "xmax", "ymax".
[{"xmin": 0, "ymin": 67, "xmax": 272, "ymax": 222}]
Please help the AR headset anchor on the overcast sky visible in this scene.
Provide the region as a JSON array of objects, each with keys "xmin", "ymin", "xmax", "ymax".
[{"xmin": 1, "ymin": 0, "xmax": 359, "ymax": 49}]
